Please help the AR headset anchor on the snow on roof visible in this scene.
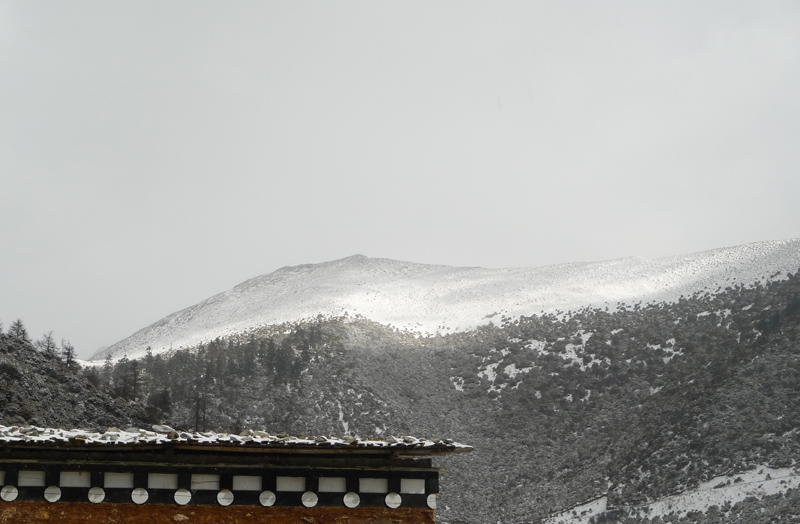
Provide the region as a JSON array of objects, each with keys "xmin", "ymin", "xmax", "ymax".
[{"xmin": 0, "ymin": 425, "xmax": 472, "ymax": 454}]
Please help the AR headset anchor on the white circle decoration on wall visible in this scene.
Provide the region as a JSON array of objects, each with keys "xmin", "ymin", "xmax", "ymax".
[
  {"xmin": 217, "ymin": 489, "xmax": 234, "ymax": 506},
  {"xmin": 427, "ymin": 493, "xmax": 437, "ymax": 509},
  {"xmin": 131, "ymin": 488, "xmax": 149, "ymax": 505},
  {"xmin": 301, "ymin": 491, "xmax": 318, "ymax": 508},
  {"xmin": 259, "ymin": 490, "xmax": 276, "ymax": 507},
  {"xmin": 44, "ymin": 486, "xmax": 62, "ymax": 503},
  {"xmin": 1, "ymin": 486, "xmax": 18, "ymax": 502},
  {"xmin": 343, "ymin": 492, "xmax": 360, "ymax": 508},
  {"xmin": 385, "ymin": 492, "xmax": 402, "ymax": 509},
  {"xmin": 174, "ymin": 488, "xmax": 191, "ymax": 505},
  {"xmin": 88, "ymin": 487, "xmax": 105, "ymax": 503}
]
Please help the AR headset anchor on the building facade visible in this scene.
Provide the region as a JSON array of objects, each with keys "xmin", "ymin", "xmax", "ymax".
[{"xmin": 0, "ymin": 425, "xmax": 471, "ymax": 524}]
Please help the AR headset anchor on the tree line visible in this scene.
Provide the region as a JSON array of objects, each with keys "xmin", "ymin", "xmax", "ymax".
[
  {"xmin": 83, "ymin": 324, "xmax": 326, "ymax": 431},
  {"xmin": 0, "ymin": 318, "xmax": 78, "ymax": 370}
]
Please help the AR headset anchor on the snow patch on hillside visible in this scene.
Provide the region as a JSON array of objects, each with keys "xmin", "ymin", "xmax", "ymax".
[
  {"xmin": 504, "ymin": 363, "xmax": 532, "ymax": 379},
  {"xmin": 93, "ymin": 238, "xmax": 800, "ymax": 361},
  {"xmin": 545, "ymin": 496, "xmax": 608, "ymax": 523},
  {"xmin": 545, "ymin": 464, "xmax": 800, "ymax": 523},
  {"xmin": 640, "ymin": 465, "xmax": 800, "ymax": 519}
]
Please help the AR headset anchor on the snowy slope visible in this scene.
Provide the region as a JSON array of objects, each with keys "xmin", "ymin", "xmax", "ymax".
[
  {"xmin": 91, "ymin": 238, "xmax": 800, "ymax": 361},
  {"xmin": 545, "ymin": 464, "xmax": 800, "ymax": 523}
]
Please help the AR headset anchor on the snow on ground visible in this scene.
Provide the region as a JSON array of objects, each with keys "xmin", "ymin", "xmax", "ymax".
[
  {"xmin": 544, "ymin": 464, "xmax": 800, "ymax": 523},
  {"xmin": 640, "ymin": 465, "xmax": 800, "ymax": 520},
  {"xmin": 503, "ymin": 363, "xmax": 532, "ymax": 379},
  {"xmin": 545, "ymin": 496, "xmax": 608, "ymax": 523},
  {"xmin": 93, "ymin": 238, "xmax": 800, "ymax": 361}
]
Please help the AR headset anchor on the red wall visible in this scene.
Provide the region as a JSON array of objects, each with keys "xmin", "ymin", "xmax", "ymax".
[{"xmin": 0, "ymin": 501, "xmax": 435, "ymax": 524}]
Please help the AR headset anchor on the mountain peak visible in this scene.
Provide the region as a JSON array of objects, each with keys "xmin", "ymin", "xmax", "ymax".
[{"xmin": 91, "ymin": 238, "xmax": 800, "ymax": 361}]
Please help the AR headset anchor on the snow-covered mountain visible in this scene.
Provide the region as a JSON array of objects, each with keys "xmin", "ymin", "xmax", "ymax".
[
  {"xmin": 91, "ymin": 238, "xmax": 800, "ymax": 361},
  {"xmin": 21, "ymin": 238, "xmax": 800, "ymax": 523}
]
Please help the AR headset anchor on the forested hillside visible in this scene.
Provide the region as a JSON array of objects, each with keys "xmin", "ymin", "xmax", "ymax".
[
  {"xmin": 3, "ymin": 269, "xmax": 800, "ymax": 522},
  {"xmin": 87, "ymin": 269, "xmax": 800, "ymax": 522},
  {"xmin": 0, "ymin": 325, "xmax": 145, "ymax": 429}
]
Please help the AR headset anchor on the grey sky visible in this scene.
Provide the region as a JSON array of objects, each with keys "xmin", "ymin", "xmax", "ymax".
[{"xmin": 2, "ymin": 1, "xmax": 799, "ymax": 358}]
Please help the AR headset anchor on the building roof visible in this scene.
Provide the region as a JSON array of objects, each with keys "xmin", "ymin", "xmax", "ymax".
[{"xmin": 0, "ymin": 425, "xmax": 472, "ymax": 457}]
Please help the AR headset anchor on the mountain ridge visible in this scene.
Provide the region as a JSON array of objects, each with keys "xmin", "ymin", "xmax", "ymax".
[{"xmin": 91, "ymin": 238, "xmax": 800, "ymax": 361}]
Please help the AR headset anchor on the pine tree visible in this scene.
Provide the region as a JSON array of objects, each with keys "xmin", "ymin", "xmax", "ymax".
[
  {"xmin": 113, "ymin": 355, "xmax": 130, "ymax": 398},
  {"xmin": 155, "ymin": 387, "xmax": 172, "ymax": 416},
  {"xmin": 130, "ymin": 359, "xmax": 141, "ymax": 401},
  {"xmin": 8, "ymin": 319, "xmax": 31, "ymax": 343},
  {"xmin": 84, "ymin": 366, "xmax": 101, "ymax": 387},
  {"xmin": 265, "ymin": 338, "xmax": 277, "ymax": 375},
  {"xmin": 35, "ymin": 331, "xmax": 58, "ymax": 355},
  {"xmin": 102, "ymin": 354, "xmax": 113, "ymax": 387},
  {"xmin": 61, "ymin": 339, "xmax": 77, "ymax": 370},
  {"xmin": 193, "ymin": 392, "xmax": 208, "ymax": 432},
  {"xmin": 275, "ymin": 339, "xmax": 294, "ymax": 380},
  {"xmin": 144, "ymin": 346, "xmax": 154, "ymax": 384},
  {"xmin": 145, "ymin": 387, "xmax": 173, "ymax": 423}
]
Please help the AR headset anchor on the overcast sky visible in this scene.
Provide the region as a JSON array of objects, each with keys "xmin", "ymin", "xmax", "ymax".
[{"xmin": 2, "ymin": 1, "xmax": 799, "ymax": 358}]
